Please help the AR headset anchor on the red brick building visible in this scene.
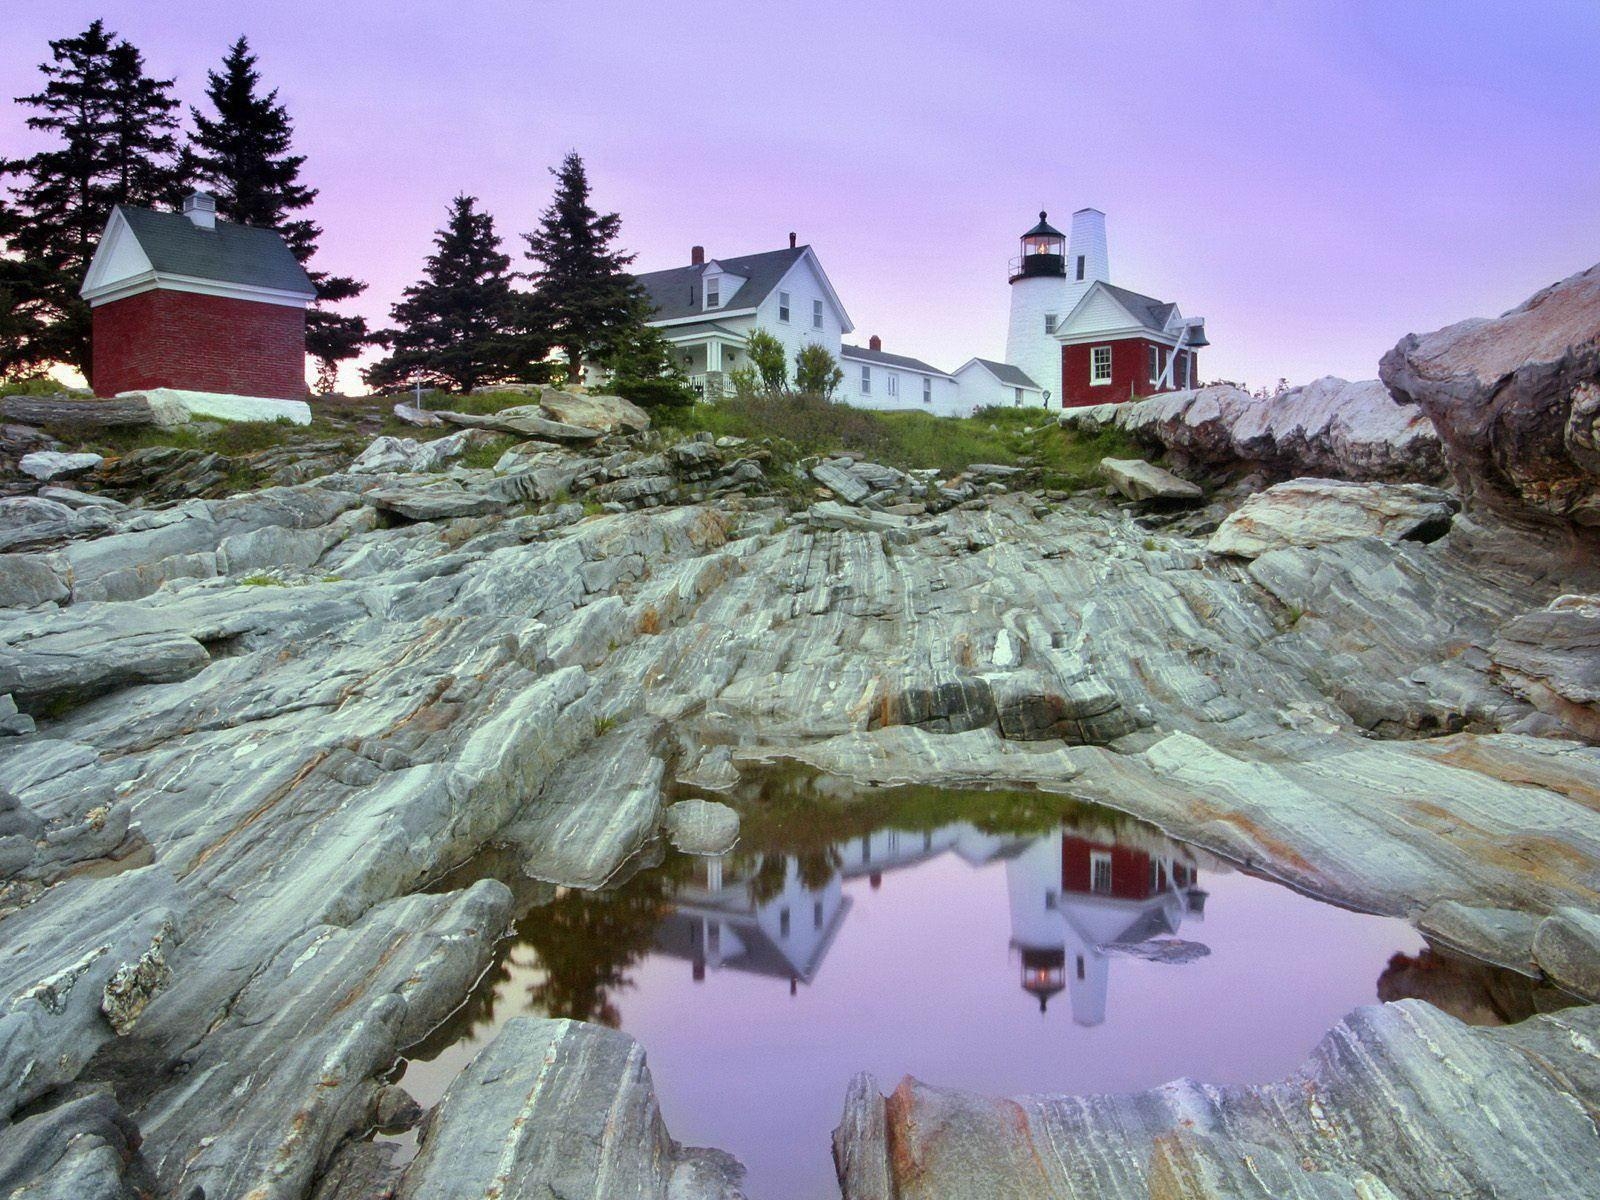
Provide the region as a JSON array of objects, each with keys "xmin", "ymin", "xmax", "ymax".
[
  {"xmin": 1055, "ymin": 280, "xmax": 1208, "ymax": 408},
  {"xmin": 79, "ymin": 192, "xmax": 316, "ymax": 400}
]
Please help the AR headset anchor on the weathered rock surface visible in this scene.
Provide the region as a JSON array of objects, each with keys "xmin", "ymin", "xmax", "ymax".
[
  {"xmin": 538, "ymin": 389, "xmax": 652, "ymax": 434},
  {"xmin": 1489, "ymin": 592, "xmax": 1600, "ymax": 738},
  {"xmin": 120, "ymin": 386, "xmax": 313, "ymax": 427},
  {"xmin": 1063, "ymin": 376, "xmax": 1445, "ymax": 482},
  {"xmin": 834, "ymin": 1000, "xmax": 1600, "ymax": 1199},
  {"xmin": 1208, "ymin": 478, "xmax": 1458, "ymax": 558},
  {"xmin": 20, "ymin": 450, "xmax": 103, "ymax": 481},
  {"xmin": 1381, "ymin": 261, "xmax": 1600, "ymax": 525},
  {"xmin": 663, "ymin": 797, "xmax": 741, "ymax": 854},
  {"xmin": 1100, "ymin": 456, "xmax": 1202, "ymax": 503},
  {"xmin": 396, "ymin": 1018, "xmax": 745, "ymax": 1200},
  {"xmin": 347, "ymin": 428, "xmax": 477, "ymax": 474},
  {"xmin": 438, "ymin": 404, "xmax": 602, "ymax": 443}
]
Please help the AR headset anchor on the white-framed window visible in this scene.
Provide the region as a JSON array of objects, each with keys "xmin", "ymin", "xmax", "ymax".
[
  {"xmin": 778, "ymin": 290, "xmax": 791, "ymax": 322},
  {"xmin": 812, "ymin": 299, "xmax": 824, "ymax": 329},
  {"xmin": 922, "ymin": 377, "xmax": 932, "ymax": 404},
  {"xmin": 1148, "ymin": 344, "xmax": 1161, "ymax": 385},
  {"xmin": 1090, "ymin": 345, "xmax": 1112, "ymax": 385},
  {"xmin": 860, "ymin": 365, "xmax": 871, "ymax": 395},
  {"xmin": 705, "ymin": 277, "xmax": 719, "ymax": 309},
  {"xmin": 1044, "ymin": 313, "xmax": 1057, "ymax": 335},
  {"xmin": 1090, "ymin": 851, "xmax": 1113, "ymax": 894},
  {"xmin": 1178, "ymin": 352, "xmax": 1190, "ymax": 388},
  {"xmin": 886, "ymin": 374, "xmax": 899, "ymax": 398},
  {"xmin": 1075, "ymin": 255, "xmax": 1086, "ymax": 281},
  {"xmin": 1013, "ymin": 386, "xmax": 1023, "ymax": 406}
]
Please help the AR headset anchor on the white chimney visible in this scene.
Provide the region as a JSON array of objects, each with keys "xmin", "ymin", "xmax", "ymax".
[
  {"xmin": 182, "ymin": 191, "xmax": 217, "ymax": 230},
  {"xmin": 1066, "ymin": 208, "xmax": 1109, "ymax": 285}
]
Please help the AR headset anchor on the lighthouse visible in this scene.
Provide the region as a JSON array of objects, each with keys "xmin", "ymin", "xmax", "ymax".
[{"xmin": 1003, "ymin": 209, "xmax": 1109, "ymax": 405}]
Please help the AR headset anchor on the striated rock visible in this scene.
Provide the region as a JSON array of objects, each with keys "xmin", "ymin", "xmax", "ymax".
[
  {"xmin": 663, "ymin": 797, "xmax": 740, "ymax": 855},
  {"xmin": 834, "ymin": 1001, "xmax": 1600, "ymax": 1200},
  {"xmin": 539, "ymin": 389, "xmax": 652, "ymax": 434},
  {"xmin": 1, "ymin": 619, "xmax": 211, "ymax": 714},
  {"xmin": 396, "ymin": 1017, "xmax": 745, "ymax": 1200},
  {"xmin": 0, "ymin": 1088, "xmax": 154, "ymax": 1200},
  {"xmin": 1063, "ymin": 376, "xmax": 1444, "ymax": 482},
  {"xmin": 1532, "ymin": 907, "xmax": 1600, "ymax": 1001},
  {"xmin": 365, "ymin": 482, "xmax": 507, "ymax": 521},
  {"xmin": 348, "ymin": 429, "xmax": 477, "ymax": 474},
  {"xmin": 438, "ymin": 405, "xmax": 602, "ymax": 443},
  {"xmin": 371, "ymin": 1083, "xmax": 423, "ymax": 1132},
  {"xmin": 1099, "ymin": 457, "xmax": 1202, "ymax": 503},
  {"xmin": 805, "ymin": 500, "xmax": 946, "ymax": 542},
  {"xmin": 1489, "ymin": 592, "xmax": 1600, "ymax": 739},
  {"xmin": 1209, "ymin": 478, "xmax": 1457, "ymax": 558},
  {"xmin": 20, "ymin": 451, "xmax": 103, "ymax": 481},
  {"xmin": 813, "ymin": 459, "xmax": 873, "ymax": 503},
  {"xmin": 120, "ymin": 386, "xmax": 312, "ymax": 427},
  {"xmin": 1380, "ymin": 261, "xmax": 1600, "ymax": 524}
]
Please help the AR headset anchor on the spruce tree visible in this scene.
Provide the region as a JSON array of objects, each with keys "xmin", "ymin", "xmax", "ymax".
[
  {"xmin": 522, "ymin": 152, "xmax": 643, "ymax": 384},
  {"xmin": 0, "ymin": 20, "xmax": 182, "ymax": 376},
  {"xmin": 186, "ymin": 36, "xmax": 369, "ymax": 378},
  {"xmin": 365, "ymin": 195, "xmax": 536, "ymax": 393}
]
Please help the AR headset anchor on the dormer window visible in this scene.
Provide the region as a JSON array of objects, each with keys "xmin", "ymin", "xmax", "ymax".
[{"xmin": 705, "ymin": 277, "xmax": 720, "ymax": 309}]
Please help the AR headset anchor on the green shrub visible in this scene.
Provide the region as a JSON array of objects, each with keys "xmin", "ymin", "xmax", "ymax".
[
  {"xmin": 458, "ymin": 434, "xmax": 520, "ymax": 470},
  {"xmin": 613, "ymin": 376, "xmax": 695, "ymax": 410}
]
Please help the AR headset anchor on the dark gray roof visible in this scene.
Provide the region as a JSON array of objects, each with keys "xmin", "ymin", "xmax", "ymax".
[
  {"xmin": 634, "ymin": 246, "xmax": 807, "ymax": 321},
  {"xmin": 1023, "ymin": 211, "xmax": 1064, "ymax": 238},
  {"xmin": 968, "ymin": 358, "xmax": 1041, "ymax": 389},
  {"xmin": 116, "ymin": 205, "xmax": 315, "ymax": 295},
  {"xmin": 839, "ymin": 344, "xmax": 950, "ymax": 377},
  {"xmin": 1098, "ymin": 283, "xmax": 1209, "ymax": 346}
]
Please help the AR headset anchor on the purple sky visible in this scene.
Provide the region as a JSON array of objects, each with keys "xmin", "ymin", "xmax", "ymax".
[{"xmin": 6, "ymin": 0, "xmax": 1598, "ymax": 392}]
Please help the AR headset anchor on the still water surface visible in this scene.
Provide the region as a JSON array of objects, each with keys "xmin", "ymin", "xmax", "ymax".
[{"xmin": 395, "ymin": 781, "xmax": 1423, "ymax": 1199}]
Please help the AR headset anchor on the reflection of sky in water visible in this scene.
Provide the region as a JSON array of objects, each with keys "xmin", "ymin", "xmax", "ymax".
[{"xmin": 396, "ymin": 815, "xmax": 1422, "ymax": 1200}]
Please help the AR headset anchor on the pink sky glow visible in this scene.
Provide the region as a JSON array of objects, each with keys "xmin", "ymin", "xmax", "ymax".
[{"xmin": 5, "ymin": 0, "xmax": 1598, "ymax": 393}]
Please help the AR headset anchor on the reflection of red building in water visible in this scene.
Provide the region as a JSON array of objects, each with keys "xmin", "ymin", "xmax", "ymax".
[{"xmin": 1010, "ymin": 825, "xmax": 1208, "ymax": 1022}]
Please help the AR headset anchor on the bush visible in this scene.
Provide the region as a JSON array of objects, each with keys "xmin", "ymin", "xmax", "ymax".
[{"xmin": 613, "ymin": 375, "xmax": 695, "ymax": 410}]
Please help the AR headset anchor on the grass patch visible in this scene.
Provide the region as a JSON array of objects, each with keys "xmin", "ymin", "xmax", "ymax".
[
  {"xmin": 458, "ymin": 434, "xmax": 520, "ymax": 470},
  {"xmin": 238, "ymin": 573, "xmax": 287, "ymax": 587},
  {"xmin": 442, "ymin": 390, "xmax": 540, "ymax": 416},
  {"xmin": 658, "ymin": 393, "xmax": 1149, "ymax": 488}
]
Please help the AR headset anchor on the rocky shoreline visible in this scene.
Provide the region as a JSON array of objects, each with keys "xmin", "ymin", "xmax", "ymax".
[{"xmin": 3, "ymin": 265, "xmax": 1600, "ymax": 1198}]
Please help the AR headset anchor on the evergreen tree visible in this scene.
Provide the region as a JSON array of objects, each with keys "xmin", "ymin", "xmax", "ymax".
[
  {"xmin": 599, "ymin": 311, "xmax": 696, "ymax": 409},
  {"xmin": 522, "ymin": 152, "xmax": 642, "ymax": 383},
  {"xmin": 364, "ymin": 195, "xmax": 538, "ymax": 393},
  {"xmin": 0, "ymin": 20, "xmax": 182, "ymax": 375},
  {"xmin": 186, "ymin": 36, "xmax": 370, "ymax": 376}
]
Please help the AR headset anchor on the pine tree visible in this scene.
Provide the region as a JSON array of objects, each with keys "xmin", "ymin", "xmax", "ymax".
[
  {"xmin": 365, "ymin": 195, "xmax": 538, "ymax": 394},
  {"xmin": 186, "ymin": 36, "xmax": 369, "ymax": 377},
  {"xmin": 0, "ymin": 20, "xmax": 182, "ymax": 376},
  {"xmin": 522, "ymin": 152, "xmax": 643, "ymax": 383}
]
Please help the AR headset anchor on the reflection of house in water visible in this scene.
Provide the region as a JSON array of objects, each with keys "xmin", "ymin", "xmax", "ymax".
[
  {"xmin": 1007, "ymin": 825, "xmax": 1209, "ymax": 1023},
  {"xmin": 654, "ymin": 854, "xmax": 853, "ymax": 993}
]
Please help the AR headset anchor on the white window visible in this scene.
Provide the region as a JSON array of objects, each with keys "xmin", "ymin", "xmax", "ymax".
[
  {"xmin": 922, "ymin": 377, "xmax": 932, "ymax": 404},
  {"xmin": 778, "ymin": 291, "xmax": 791, "ymax": 322},
  {"xmin": 886, "ymin": 374, "xmax": 899, "ymax": 398},
  {"xmin": 1090, "ymin": 345, "xmax": 1113, "ymax": 385},
  {"xmin": 1178, "ymin": 352, "xmax": 1190, "ymax": 388},
  {"xmin": 812, "ymin": 299, "xmax": 824, "ymax": 329},
  {"xmin": 1013, "ymin": 387, "xmax": 1023, "ymax": 406},
  {"xmin": 1090, "ymin": 851, "xmax": 1113, "ymax": 894},
  {"xmin": 705, "ymin": 277, "xmax": 719, "ymax": 309},
  {"xmin": 1148, "ymin": 345, "xmax": 1161, "ymax": 385},
  {"xmin": 860, "ymin": 365, "xmax": 871, "ymax": 395},
  {"xmin": 1044, "ymin": 313, "xmax": 1057, "ymax": 335},
  {"xmin": 1075, "ymin": 255, "xmax": 1086, "ymax": 281}
]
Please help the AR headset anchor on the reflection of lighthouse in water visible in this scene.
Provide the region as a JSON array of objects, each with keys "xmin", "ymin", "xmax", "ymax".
[{"xmin": 1007, "ymin": 824, "xmax": 1209, "ymax": 1023}]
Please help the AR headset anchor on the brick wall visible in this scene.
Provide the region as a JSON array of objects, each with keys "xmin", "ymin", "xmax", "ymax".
[
  {"xmin": 92, "ymin": 289, "xmax": 308, "ymax": 400},
  {"xmin": 1059, "ymin": 337, "xmax": 1199, "ymax": 408}
]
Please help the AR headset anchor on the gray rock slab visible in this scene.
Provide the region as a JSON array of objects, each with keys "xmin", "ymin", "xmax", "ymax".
[
  {"xmin": 396, "ymin": 1017, "xmax": 745, "ymax": 1200},
  {"xmin": 663, "ymin": 797, "xmax": 740, "ymax": 855},
  {"xmin": 439, "ymin": 405, "xmax": 602, "ymax": 443},
  {"xmin": 20, "ymin": 451, "xmax": 103, "ymax": 481},
  {"xmin": 1532, "ymin": 907, "xmax": 1600, "ymax": 1001},
  {"xmin": 1099, "ymin": 456, "xmax": 1203, "ymax": 502},
  {"xmin": 1209, "ymin": 478, "xmax": 1457, "ymax": 558}
]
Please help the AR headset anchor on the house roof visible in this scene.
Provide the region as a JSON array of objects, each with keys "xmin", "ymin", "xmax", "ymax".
[
  {"xmin": 660, "ymin": 320, "xmax": 748, "ymax": 342},
  {"xmin": 1062, "ymin": 281, "xmax": 1210, "ymax": 348},
  {"xmin": 839, "ymin": 343, "xmax": 952, "ymax": 377},
  {"xmin": 965, "ymin": 358, "xmax": 1041, "ymax": 389},
  {"xmin": 634, "ymin": 246, "xmax": 808, "ymax": 321},
  {"xmin": 113, "ymin": 205, "xmax": 315, "ymax": 296}
]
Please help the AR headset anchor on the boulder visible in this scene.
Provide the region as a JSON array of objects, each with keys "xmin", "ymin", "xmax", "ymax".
[
  {"xmin": 391, "ymin": 402, "xmax": 444, "ymax": 427},
  {"xmin": 118, "ymin": 387, "xmax": 312, "ymax": 427},
  {"xmin": 2, "ymin": 619, "xmax": 211, "ymax": 715},
  {"xmin": 395, "ymin": 1018, "xmax": 745, "ymax": 1200},
  {"xmin": 365, "ymin": 484, "xmax": 506, "ymax": 521},
  {"xmin": 1062, "ymin": 377, "xmax": 1445, "ymax": 482},
  {"xmin": 19, "ymin": 451, "xmax": 103, "ymax": 481},
  {"xmin": 662, "ymin": 798, "xmax": 740, "ymax": 855},
  {"xmin": 1380, "ymin": 262, "xmax": 1600, "ymax": 525},
  {"xmin": 805, "ymin": 500, "xmax": 946, "ymax": 543},
  {"xmin": 1489, "ymin": 593, "xmax": 1600, "ymax": 739},
  {"xmin": 1209, "ymin": 478, "xmax": 1458, "ymax": 558},
  {"xmin": 438, "ymin": 405, "xmax": 602, "ymax": 443},
  {"xmin": 348, "ymin": 429, "xmax": 476, "ymax": 475},
  {"xmin": 812, "ymin": 459, "xmax": 872, "ymax": 504},
  {"xmin": 1532, "ymin": 907, "xmax": 1600, "ymax": 1001},
  {"xmin": 1099, "ymin": 457, "xmax": 1202, "ymax": 503},
  {"xmin": 539, "ymin": 390, "xmax": 652, "ymax": 434}
]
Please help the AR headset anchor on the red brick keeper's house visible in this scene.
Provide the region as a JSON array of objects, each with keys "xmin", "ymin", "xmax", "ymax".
[{"xmin": 79, "ymin": 191, "xmax": 316, "ymax": 400}]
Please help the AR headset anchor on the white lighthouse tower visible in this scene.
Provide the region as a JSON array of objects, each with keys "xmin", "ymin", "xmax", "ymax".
[{"xmin": 1004, "ymin": 209, "xmax": 1109, "ymax": 404}]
